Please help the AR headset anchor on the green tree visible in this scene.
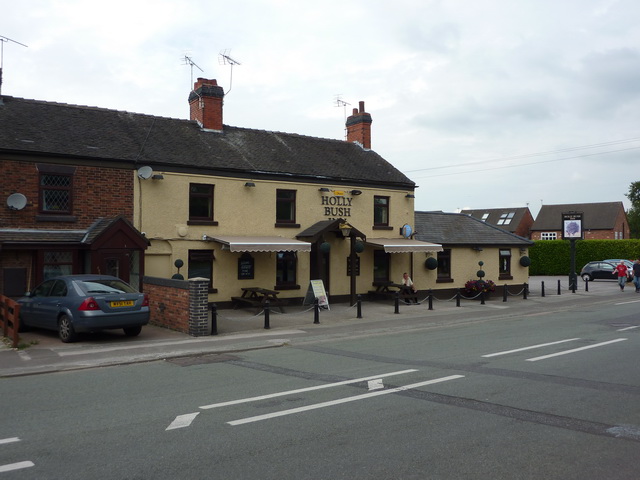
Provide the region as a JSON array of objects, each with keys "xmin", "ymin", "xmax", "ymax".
[{"xmin": 626, "ymin": 181, "xmax": 640, "ymax": 238}]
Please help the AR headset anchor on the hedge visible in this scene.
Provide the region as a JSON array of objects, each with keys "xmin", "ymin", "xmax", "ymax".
[{"xmin": 529, "ymin": 239, "xmax": 640, "ymax": 275}]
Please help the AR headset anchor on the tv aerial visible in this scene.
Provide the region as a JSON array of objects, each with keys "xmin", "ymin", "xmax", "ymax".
[
  {"xmin": 182, "ymin": 54, "xmax": 204, "ymax": 87},
  {"xmin": 335, "ymin": 95, "xmax": 351, "ymax": 140},
  {"xmin": 0, "ymin": 35, "xmax": 28, "ymax": 97},
  {"xmin": 218, "ymin": 49, "xmax": 241, "ymax": 94}
]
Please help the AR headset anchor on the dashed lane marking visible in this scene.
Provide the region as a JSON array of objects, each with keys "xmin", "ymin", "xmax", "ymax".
[
  {"xmin": 482, "ymin": 338, "xmax": 581, "ymax": 358},
  {"xmin": 526, "ymin": 338, "xmax": 628, "ymax": 362},
  {"xmin": 166, "ymin": 412, "xmax": 200, "ymax": 431}
]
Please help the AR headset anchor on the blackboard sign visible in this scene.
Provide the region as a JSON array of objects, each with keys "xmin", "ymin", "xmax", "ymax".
[
  {"xmin": 238, "ymin": 254, "xmax": 254, "ymax": 280},
  {"xmin": 346, "ymin": 256, "xmax": 360, "ymax": 276}
]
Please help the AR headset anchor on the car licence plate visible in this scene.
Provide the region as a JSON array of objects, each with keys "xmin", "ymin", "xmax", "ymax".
[{"xmin": 110, "ymin": 300, "xmax": 134, "ymax": 308}]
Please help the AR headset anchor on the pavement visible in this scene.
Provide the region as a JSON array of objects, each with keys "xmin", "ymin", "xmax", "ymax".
[{"xmin": 1, "ymin": 276, "xmax": 637, "ymax": 377}]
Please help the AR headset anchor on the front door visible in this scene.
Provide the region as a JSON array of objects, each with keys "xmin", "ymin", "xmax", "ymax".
[
  {"xmin": 310, "ymin": 242, "xmax": 331, "ymax": 294},
  {"xmin": 98, "ymin": 250, "xmax": 131, "ymax": 283}
]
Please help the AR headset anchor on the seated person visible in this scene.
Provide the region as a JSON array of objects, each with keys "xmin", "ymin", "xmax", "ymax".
[{"xmin": 401, "ymin": 272, "xmax": 419, "ymax": 304}]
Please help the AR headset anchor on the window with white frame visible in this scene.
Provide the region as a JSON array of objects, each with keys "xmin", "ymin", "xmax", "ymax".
[
  {"xmin": 497, "ymin": 212, "xmax": 515, "ymax": 225},
  {"xmin": 540, "ymin": 232, "xmax": 557, "ymax": 240}
]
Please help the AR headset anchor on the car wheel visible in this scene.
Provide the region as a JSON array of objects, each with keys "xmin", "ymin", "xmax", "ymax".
[
  {"xmin": 123, "ymin": 326, "xmax": 142, "ymax": 337},
  {"xmin": 581, "ymin": 274, "xmax": 592, "ymax": 282},
  {"xmin": 58, "ymin": 315, "xmax": 78, "ymax": 343}
]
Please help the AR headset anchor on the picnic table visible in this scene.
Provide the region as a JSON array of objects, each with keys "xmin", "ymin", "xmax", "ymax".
[
  {"xmin": 368, "ymin": 281, "xmax": 419, "ymax": 303},
  {"xmin": 231, "ymin": 287, "xmax": 284, "ymax": 312}
]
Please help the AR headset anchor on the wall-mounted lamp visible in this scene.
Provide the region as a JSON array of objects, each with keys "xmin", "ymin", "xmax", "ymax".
[
  {"xmin": 244, "ymin": 182, "xmax": 256, "ymax": 187},
  {"xmin": 319, "ymin": 187, "xmax": 331, "ymax": 192},
  {"xmin": 350, "ymin": 190, "xmax": 362, "ymax": 196},
  {"xmin": 339, "ymin": 223, "xmax": 352, "ymax": 238},
  {"xmin": 471, "ymin": 246, "xmax": 483, "ymax": 251},
  {"xmin": 405, "ymin": 194, "xmax": 415, "ymax": 198},
  {"xmin": 152, "ymin": 174, "xmax": 164, "ymax": 180}
]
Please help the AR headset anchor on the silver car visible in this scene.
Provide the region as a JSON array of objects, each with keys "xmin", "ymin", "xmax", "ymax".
[{"xmin": 18, "ymin": 275, "xmax": 149, "ymax": 343}]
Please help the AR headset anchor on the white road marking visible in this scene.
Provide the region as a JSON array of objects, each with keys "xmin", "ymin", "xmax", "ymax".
[
  {"xmin": 199, "ymin": 369, "xmax": 418, "ymax": 410},
  {"xmin": 17, "ymin": 351, "xmax": 31, "ymax": 361},
  {"xmin": 228, "ymin": 375, "xmax": 465, "ymax": 426},
  {"xmin": 615, "ymin": 300, "xmax": 640, "ymax": 305},
  {"xmin": 56, "ymin": 330, "xmax": 305, "ymax": 356},
  {"xmin": 166, "ymin": 412, "xmax": 200, "ymax": 430},
  {"xmin": 0, "ymin": 437, "xmax": 20, "ymax": 445},
  {"xmin": 482, "ymin": 338, "xmax": 581, "ymax": 358},
  {"xmin": 526, "ymin": 338, "xmax": 628, "ymax": 362},
  {"xmin": 617, "ymin": 326, "xmax": 639, "ymax": 332},
  {"xmin": 368, "ymin": 379, "xmax": 384, "ymax": 390},
  {"xmin": 0, "ymin": 462, "xmax": 34, "ymax": 473}
]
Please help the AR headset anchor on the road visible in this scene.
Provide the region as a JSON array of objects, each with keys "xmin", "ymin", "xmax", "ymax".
[{"xmin": 1, "ymin": 290, "xmax": 639, "ymax": 479}]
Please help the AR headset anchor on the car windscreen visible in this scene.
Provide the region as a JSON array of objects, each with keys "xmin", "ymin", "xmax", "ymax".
[{"xmin": 76, "ymin": 280, "xmax": 137, "ymax": 294}]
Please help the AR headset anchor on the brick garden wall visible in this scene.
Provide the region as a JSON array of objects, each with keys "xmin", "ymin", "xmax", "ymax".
[{"xmin": 143, "ymin": 276, "xmax": 210, "ymax": 336}]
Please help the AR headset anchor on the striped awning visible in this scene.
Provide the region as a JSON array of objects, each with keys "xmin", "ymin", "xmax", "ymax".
[
  {"xmin": 209, "ymin": 236, "xmax": 312, "ymax": 253},
  {"xmin": 366, "ymin": 238, "xmax": 443, "ymax": 253}
]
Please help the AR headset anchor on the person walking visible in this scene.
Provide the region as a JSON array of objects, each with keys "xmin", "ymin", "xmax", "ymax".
[
  {"xmin": 613, "ymin": 260, "xmax": 630, "ymax": 291},
  {"xmin": 632, "ymin": 259, "xmax": 640, "ymax": 293}
]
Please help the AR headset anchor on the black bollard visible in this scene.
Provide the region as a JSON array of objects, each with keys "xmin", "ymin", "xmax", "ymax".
[
  {"xmin": 503, "ymin": 284, "xmax": 507, "ymax": 302},
  {"xmin": 480, "ymin": 290, "xmax": 485, "ymax": 305},
  {"xmin": 456, "ymin": 289, "xmax": 461, "ymax": 307},
  {"xmin": 557, "ymin": 279, "xmax": 561, "ymax": 295},
  {"xmin": 585, "ymin": 278, "xmax": 589, "ymax": 292},
  {"xmin": 210, "ymin": 303, "xmax": 218, "ymax": 335},
  {"xmin": 394, "ymin": 291, "xmax": 400, "ymax": 314},
  {"xmin": 571, "ymin": 279, "xmax": 576, "ymax": 293},
  {"xmin": 428, "ymin": 289, "xmax": 433, "ymax": 311},
  {"xmin": 541, "ymin": 281, "xmax": 545, "ymax": 297},
  {"xmin": 523, "ymin": 283, "xmax": 528, "ymax": 300},
  {"xmin": 314, "ymin": 298, "xmax": 320, "ymax": 324},
  {"xmin": 356, "ymin": 295, "xmax": 362, "ymax": 319},
  {"xmin": 264, "ymin": 300, "xmax": 270, "ymax": 329}
]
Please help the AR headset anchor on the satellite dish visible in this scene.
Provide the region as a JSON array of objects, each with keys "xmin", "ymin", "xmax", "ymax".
[
  {"xmin": 401, "ymin": 224, "xmax": 413, "ymax": 238},
  {"xmin": 7, "ymin": 193, "xmax": 27, "ymax": 211},
  {"xmin": 137, "ymin": 166, "xmax": 153, "ymax": 179}
]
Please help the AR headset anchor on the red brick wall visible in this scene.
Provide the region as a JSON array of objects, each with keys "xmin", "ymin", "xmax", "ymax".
[
  {"xmin": 144, "ymin": 279, "xmax": 190, "ymax": 333},
  {"xmin": 1, "ymin": 159, "xmax": 133, "ymax": 229}
]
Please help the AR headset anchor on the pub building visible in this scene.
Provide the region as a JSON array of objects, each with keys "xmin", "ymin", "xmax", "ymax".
[{"xmin": 0, "ymin": 78, "xmax": 531, "ymax": 303}]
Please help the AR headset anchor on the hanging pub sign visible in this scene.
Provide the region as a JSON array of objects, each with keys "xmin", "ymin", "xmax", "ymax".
[{"xmin": 561, "ymin": 212, "xmax": 583, "ymax": 240}]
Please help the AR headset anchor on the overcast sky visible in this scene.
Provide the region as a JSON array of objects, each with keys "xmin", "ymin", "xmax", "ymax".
[{"xmin": 2, "ymin": 0, "xmax": 638, "ymax": 218}]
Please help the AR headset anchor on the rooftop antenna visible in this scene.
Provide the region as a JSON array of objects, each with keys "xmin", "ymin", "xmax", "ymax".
[
  {"xmin": 335, "ymin": 95, "xmax": 351, "ymax": 140},
  {"xmin": 0, "ymin": 35, "xmax": 28, "ymax": 98},
  {"xmin": 182, "ymin": 54, "xmax": 203, "ymax": 88},
  {"xmin": 219, "ymin": 49, "xmax": 241, "ymax": 95}
]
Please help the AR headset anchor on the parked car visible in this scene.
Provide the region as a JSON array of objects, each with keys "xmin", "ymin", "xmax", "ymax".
[
  {"xmin": 579, "ymin": 261, "xmax": 617, "ymax": 282},
  {"xmin": 603, "ymin": 259, "xmax": 634, "ymax": 270},
  {"xmin": 18, "ymin": 275, "xmax": 149, "ymax": 343}
]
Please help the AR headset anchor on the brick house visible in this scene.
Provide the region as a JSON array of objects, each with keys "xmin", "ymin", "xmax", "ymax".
[
  {"xmin": 530, "ymin": 202, "xmax": 629, "ymax": 240},
  {"xmin": 460, "ymin": 207, "xmax": 534, "ymax": 238},
  {"xmin": 0, "ymin": 99, "xmax": 149, "ymax": 297}
]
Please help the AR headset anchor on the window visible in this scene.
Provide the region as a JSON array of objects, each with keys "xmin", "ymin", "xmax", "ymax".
[
  {"xmin": 437, "ymin": 249, "xmax": 452, "ymax": 281},
  {"xmin": 276, "ymin": 189, "xmax": 297, "ymax": 225},
  {"xmin": 43, "ymin": 251, "xmax": 73, "ymax": 280},
  {"xmin": 276, "ymin": 251, "xmax": 297, "ymax": 287},
  {"xmin": 189, "ymin": 184, "xmax": 214, "ymax": 223},
  {"xmin": 373, "ymin": 250, "xmax": 390, "ymax": 282},
  {"xmin": 540, "ymin": 232, "xmax": 557, "ymax": 240},
  {"xmin": 481, "ymin": 213, "xmax": 489, "ymax": 221},
  {"xmin": 374, "ymin": 196, "xmax": 389, "ymax": 226},
  {"xmin": 497, "ymin": 212, "xmax": 515, "ymax": 225},
  {"xmin": 40, "ymin": 174, "xmax": 72, "ymax": 213},
  {"xmin": 188, "ymin": 250, "xmax": 214, "ymax": 290},
  {"xmin": 499, "ymin": 249, "xmax": 512, "ymax": 279}
]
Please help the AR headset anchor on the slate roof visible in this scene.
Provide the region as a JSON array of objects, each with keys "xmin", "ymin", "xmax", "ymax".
[
  {"xmin": 414, "ymin": 211, "xmax": 533, "ymax": 246},
  {"xmin": 531, "ymin": 202, "xmax": 625, "ymax": 230},
  {"xmin": 0, "ymin": 216, "xmax": 146, "ymax": 246},
  {"xmin": 0, "ymin": 96, "xmax": 414, "ymax": 189},
  {"xmin": 459, "ymin": 207, "xmax": 530, "ymax": 234}
]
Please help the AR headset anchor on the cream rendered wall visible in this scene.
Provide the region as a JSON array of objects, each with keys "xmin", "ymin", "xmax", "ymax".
[{"xmin": 134, "ymin": 171, "xmax": 416, "ymax": 301}]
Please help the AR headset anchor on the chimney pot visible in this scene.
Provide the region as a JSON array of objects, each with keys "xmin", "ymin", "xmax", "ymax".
[{"xmin": 359, "ymin": 101, "xmax": 365, "ymax": 113}]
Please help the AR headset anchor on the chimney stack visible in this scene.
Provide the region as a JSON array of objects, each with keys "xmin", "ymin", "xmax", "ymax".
[
  {"xmin": 346, "ymin": 100, "xmax": 372, "ymax": 149},
  {"xmin": 188, "ymin": 78, "xmax": 224, "ymax": 131}
]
